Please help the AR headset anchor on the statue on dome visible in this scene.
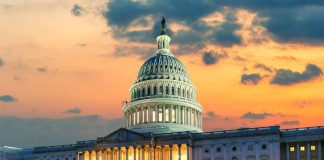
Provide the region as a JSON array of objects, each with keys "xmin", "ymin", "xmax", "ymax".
[{"xmin": 160, "ymin": 17, "xmax": 167, "ymax": 35}]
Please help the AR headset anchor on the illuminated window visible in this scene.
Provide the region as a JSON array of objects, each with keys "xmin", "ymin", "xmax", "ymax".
[
  {"xmin": 152, "ymin": 110, "xmax": 156, "ymax": 122},
  {"xmin": 172, "ymin": 108, "xmax": 175, "ymax": 122},
  {"xmin": 290, "ymin": 147, "xmax": 295, "ymax": 152},
  {"xmin": 300, "ymin": 146, "xmax": 305, "ymax": 151},
  {"xmin": 165, "ymin": 108, "xmax": 169, "ymax": 122},
  {"xmin": 311, "ymin": 145, "xmax": 316, "ymax": 151}
]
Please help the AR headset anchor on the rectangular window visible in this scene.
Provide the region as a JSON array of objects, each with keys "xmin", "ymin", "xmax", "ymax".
[
  {"xmin": 300, "ymin": 146, "xmax": 305, "ymax": 151},
  {"xmin": 152, "ymin": 110, "xmax": 156, "ymax": 122},
  {"xmin": 165, "ymin": 108, "xmax": 169, "ymax": 122},
  {"xmin": 290, "ymin": 147, "xmax": 295, "ymax": 152},
  {"xmin": 311, "ymin": 145, "xmax": 316, "ymax": 151},
  {"xmin": 248, "ymin": 145, "xmax": 253, "ymax": 151},
  {"xmin": 216, "ymin": 148, "xmax": 221, "ymax": 152}
]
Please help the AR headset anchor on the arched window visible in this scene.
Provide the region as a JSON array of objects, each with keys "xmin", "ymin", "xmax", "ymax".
[
  {"xmin": 172, "ymin": 87, "xmax": 175, "ymax": 95},
  {"xmin": 153, "ymin": 86, "xmax": 157, "ymax": 95},
  {"xmin": 137, "ymin": 90, "xmax": 140, "ymax": 98},
  {"xmin": 166, "ymin": 86, "xmax": 169, "ymax": 95},
  {"xmin": 148, "ymin": 86, "xmax": 151, "ymax": 96},
  {"xmin": 187, "ymin": 90, "xmax": 190, "ymax": 98},
  {"xmin": 159, "ymin": 85, "xmax": 163, "ymax": 94},
  {"xmin": 142, "ymin": 88, "xmax": 145, "ymax": 97},
  {"xmin": 182, "ymin": 89, "xmax": 185, "ymax": 97}
]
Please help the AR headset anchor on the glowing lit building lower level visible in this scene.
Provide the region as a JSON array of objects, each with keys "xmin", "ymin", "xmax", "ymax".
[{"xmin": 25, "ymin": 18, "xmax": 324, "ymax": 160}]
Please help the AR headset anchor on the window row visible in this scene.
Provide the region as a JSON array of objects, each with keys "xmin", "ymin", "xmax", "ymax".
[
  {"xmin": 131, "ymin": 85, "xmax": 195, "ymax": 100},
  {"xmin": 141, "ymin": 64, "xmax": 186, "ymax": 75},
  {"xmin": 125, "ymin": 106, "xmax": 202, "ymax": 128},
  {"xmin": 204, "ymin": 144, "xmax": 268, "ymax": 154}
]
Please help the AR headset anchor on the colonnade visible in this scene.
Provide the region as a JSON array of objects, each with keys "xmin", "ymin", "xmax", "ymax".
[
  {"xmin": 125, "ymin": 105, "xmax": 202, "ymax": 129},
  {"xmin": 286, "ymin": 141, "xmax": 322, "ymax": 160},
  {"xmin": 78, "ymin": 144, "xmax": 192, "ymax": 160}
]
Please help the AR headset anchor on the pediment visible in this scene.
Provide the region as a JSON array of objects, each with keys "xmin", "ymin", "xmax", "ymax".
[{"xmin": 99, "ymin": 128, "xmax": 145, "ymax": 143}]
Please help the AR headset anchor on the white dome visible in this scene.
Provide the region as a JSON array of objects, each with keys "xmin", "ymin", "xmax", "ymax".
[{"xmin": 123, "ymin": 18, "xmax": 203, "ymax": 134}]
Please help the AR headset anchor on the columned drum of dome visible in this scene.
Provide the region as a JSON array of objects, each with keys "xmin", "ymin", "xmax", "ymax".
[{"xmin": 123, "ymin": 17, "xmax": 204, "ymax": 134}]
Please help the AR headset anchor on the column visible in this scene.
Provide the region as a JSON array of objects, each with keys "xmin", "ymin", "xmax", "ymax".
[
  {"xmin": 187, "ymin": 145, "xmax": 192, "ymax": 160},
  {"xmin": 96, "ymin": 151, "xmax": 99, "ymax": 160},
  {"xmin": 307, "ymin": 143, "xmax": 311, "ymax": 160},
  {"xmin": 163, "ymin": 106, "xmax": 166, "ymax": 123},
  {"xmin": 155, "ymin": 106, "xmax": 158, "ymax": 123},
  {"xmin": 169, "ymin": 106, "xmax": 172, "ymax": 123},
  {"xmin": 286, "ymin": 143, "xmax": 290, "ymax": 160},
  {"xmin": 169, "ymin": 145, "xmax": 173, "ymax": 160},
  {"xmin": 188, "ymin": 108, "xmax": 191, "ymax": 125},
  {"xmin": 318, "ymin": 141, "xmax": 321, "ymax": 160},
  {"xmin": 161, "ymin": 146, "xmax": 164, "ymax": 160},
  {"xmin": 144, "ymin": 108, "xmax": 147, "ymax": 123},
  {"xmin": 111, "ymin": 149, "xmax": 113, "ymax": 160},
  {"xmin": 210, "ymin": 145, "xmax": 215, "ymax": 160},
  {"xmin": 178, "ymin": 145, "xmax": 182, "ymax": 160},
  {"xmin": 176, "ymin": 106, "xmax": 179, "ymax": 124},
  {"xmin": 103, "ymin": 150, "xmax": 107, "ymax": 160},
  {"xmin": 134, "ymin": 147, "xmax": 137, "ymax": 160},
  {"xmin": 131, "ymin": 111, "xmax": 134, "ymax": 126},
  {"xmin": 126, "ymin": 147, "xmax": 129, "ymax": 160},
  {"xmin": 182, "ymin": 108, "xmax": 185, "ymax": 124},
  {"xmin": 297, "ymin": 143, "xmax": 300, "ymax": 160},
  {"xmin": 142, "ymin": 146, "xmax": 145, "ymax": 160},
  {"xmin": 148, "ymin": 107, "xmax": 151, "ymax": 123},
  {"xmin": 150, "ymin": 146, "xmax": 153, "ymax": 160},
  {"xmin": 77, "ymin": 152, "xmax": 80, "ymax": 160},
  {"xmin": 118, "ymin": 148, "xmax": 121, "ymax": 160}
]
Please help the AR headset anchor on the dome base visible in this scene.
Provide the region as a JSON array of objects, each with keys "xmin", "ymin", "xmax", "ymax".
[{"xmin": 128, "ymin": 123, "xmax": 202, "ymax": 134}]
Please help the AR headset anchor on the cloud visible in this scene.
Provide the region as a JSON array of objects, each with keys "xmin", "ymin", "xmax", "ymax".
[
  {"xmin": 241, "ymin": 112, "xmax": 273, "ymax": 120},
  {"xmin": 0, "ymin": 115, "xmax": 123, "ymax": 147},
  {"xmin": 275, "ymin": 56, "xmax": 297, "ymax": 61},
  {"xmin": 202, "ymin": 50, "xmax": 227, "ymax": 65},
  {"xmin": 103, "ymin": 0, "xmax": 324, "ymax": 46},
  {"xmin": 210, "ymin": 11, "xmax": 243, "ymax": 47},
  {"xmin": 102, "ymin": 0, "xmax": 244, "ymax": 55},
  {"xmin": 206, "ymin": 111, "xmax": 217, "ymax": 118},
  {"xmin": 113, "ymin": 45, "xmax": 156, "ymax": 59},
  {"xmin": 0, "ymin": 95, "xmax": 17, "ymax": 103},
  {"xmin": 254, "ymin": 63, "xmax": 273, "ymax": 72},
  {"xmin": 241, "ymin": 73, "xmax": 261, "ymax": 85},
  {"xmin": 0, "ymin": 58, "xmax": 4, "ymax": 67},
  {"xmin": 64, "ymin": 107, "xmax": 81, "ymax": 114},
  {"xmin": 281, "ymin": 120, "xmax": 300, "ymax": 126},
  {"xmin": 37, "ymin": 67, "xmax": 48, "ymax": 73},
  {"xmin": 71, "ymin": 4, "xmax": 85, "ymax": 16},
  {"xmin": 233, "ymin": 56, "xmax": 247, "ymax": 61},
  {"xmin": 271, "ymin": 64, "xmax": 323, "ymax": 85}
]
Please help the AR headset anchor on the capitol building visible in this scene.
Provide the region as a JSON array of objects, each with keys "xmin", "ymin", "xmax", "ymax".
[{"xmin": 17, "ymin": 18, "xmax": 324, "ymax": 160}]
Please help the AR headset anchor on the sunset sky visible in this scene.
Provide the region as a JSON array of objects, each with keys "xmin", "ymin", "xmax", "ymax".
[{"xmin": 0, "ymin": 0, "xmax": 324, "ymax": 147}]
